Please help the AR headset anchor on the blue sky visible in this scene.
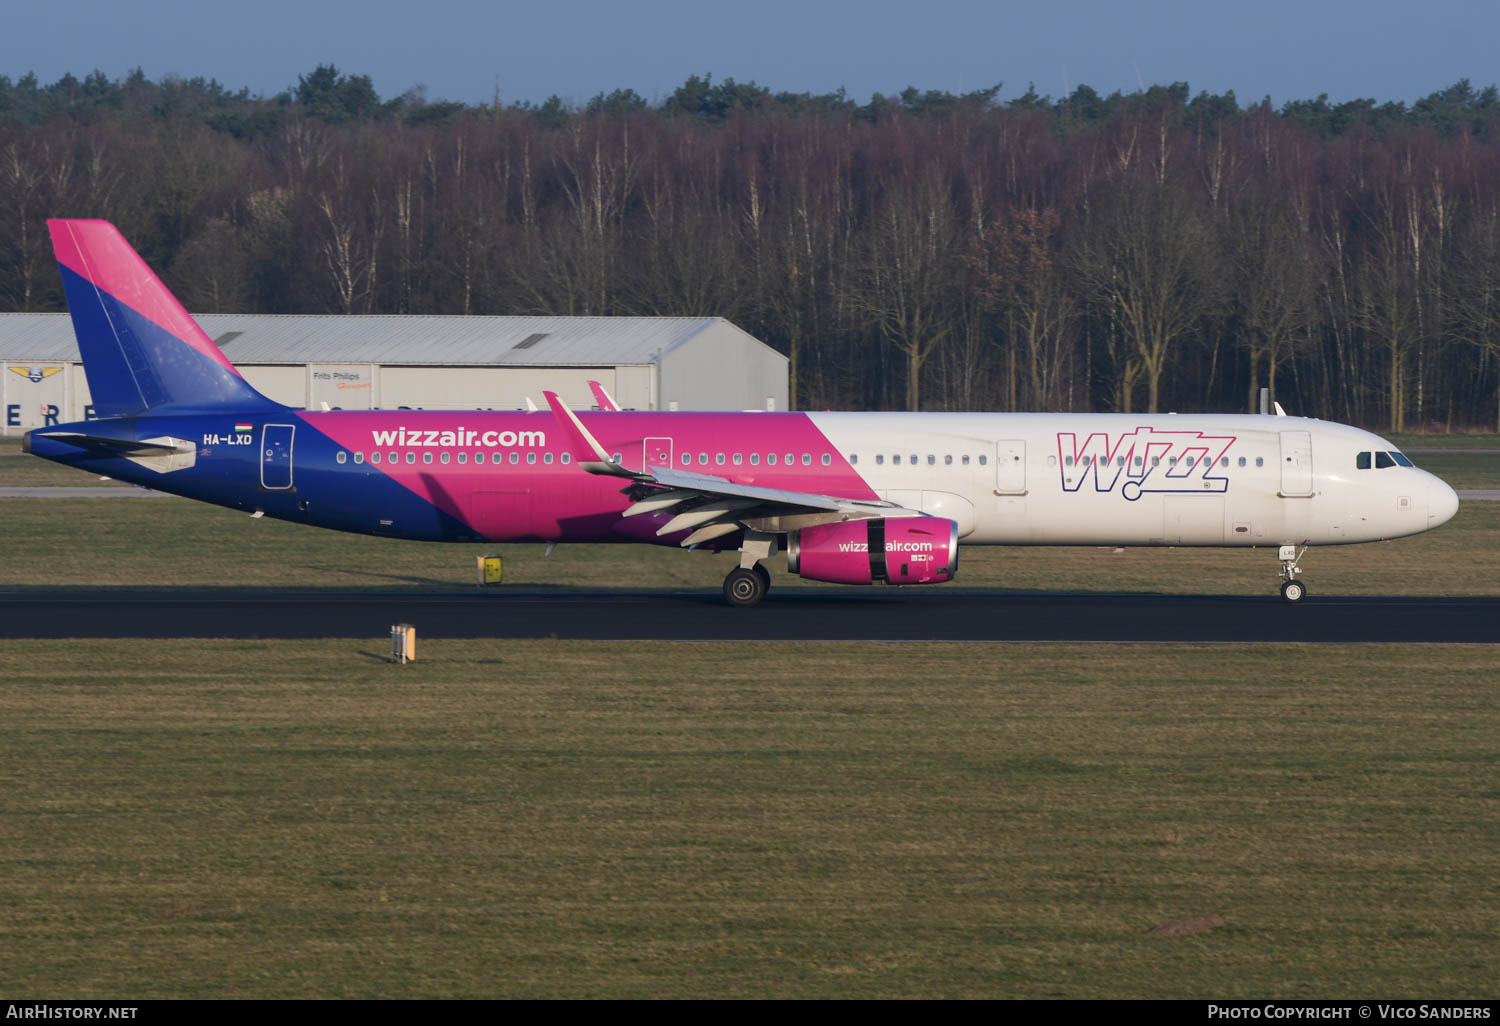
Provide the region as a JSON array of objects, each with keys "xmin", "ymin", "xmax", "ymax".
[{"xmin": 4, "ymin": 0, "xmax": 1495, "ymax": 108}]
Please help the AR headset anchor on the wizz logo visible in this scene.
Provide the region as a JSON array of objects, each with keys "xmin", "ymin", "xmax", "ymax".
[{"xmin": 1057, "ymin": 427, "xmax": 1236, "ymax": 501}]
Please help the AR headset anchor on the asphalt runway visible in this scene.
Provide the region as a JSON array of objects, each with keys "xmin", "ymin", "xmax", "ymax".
[{"xmin": 2, "ymin": 588, "xmax": 1497, "ymax": 642}]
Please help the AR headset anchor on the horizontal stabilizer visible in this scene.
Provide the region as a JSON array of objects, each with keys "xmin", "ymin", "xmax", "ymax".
[{"xmin": 28, "ymin": 431, "xmax": 192, "ymax": 456}]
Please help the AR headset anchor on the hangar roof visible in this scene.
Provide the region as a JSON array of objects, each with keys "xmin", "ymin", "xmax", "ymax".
[{"xmin": 0, "ymin": 313, "xmax": 771, "ymax": 366}]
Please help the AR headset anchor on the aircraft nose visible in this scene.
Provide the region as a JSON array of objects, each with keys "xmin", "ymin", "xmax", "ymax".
[{"xmin": 1427, "ymin": 478, "xmax": 1459, "ymax": 527}]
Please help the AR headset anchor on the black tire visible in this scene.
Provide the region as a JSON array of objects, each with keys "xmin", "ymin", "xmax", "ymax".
[
  {"xmin": 753, "ymin": 563, "xmax": 771, "ymax": 593},
  {"xmin": 724, "ymin": 567, "xmax": 767, "ymax": 607},
  {"xmin": 1280, "ymin": 579, "xmax": 1307, "ymax": 603}
]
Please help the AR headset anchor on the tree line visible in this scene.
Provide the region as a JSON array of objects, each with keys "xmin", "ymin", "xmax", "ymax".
[{"xmin": 5, "ymin": 66, "xmax": 1500, "ymax": 429}]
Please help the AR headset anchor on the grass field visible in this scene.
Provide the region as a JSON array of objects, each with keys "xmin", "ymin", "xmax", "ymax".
[{"xmin": 1, "ymin": 639, "xmax": 1496, "ymax": 999}]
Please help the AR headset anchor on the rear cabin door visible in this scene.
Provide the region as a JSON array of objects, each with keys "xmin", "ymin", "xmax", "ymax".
[
  {"xmin": 994, "ymin": 440, "xmax": 1026, "ymax": 494},
  {"xmin": 1279, "ymin": 431, "xmax": 1314, "ymax": 497},
  {"xmin": 261, "ymin": 424, "xmax": 295, "ymax": 490}
]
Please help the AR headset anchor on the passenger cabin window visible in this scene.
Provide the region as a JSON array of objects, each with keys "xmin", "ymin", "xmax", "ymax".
[
  {"xmin": 544, "ymin": 453, "xmax": 554, "ymax": 465},
  {"xmin": 457, "ymin": 452, "xmax": 467, "ymax": 465},
  {"xmin": 733, "ymin": 453, "xmax": 743, "ymax": 465},
  {"xmin": 893, "ymin": 455, "xmax": 902, "ymax": 465},
  {"xmin": 353, "ymin": 452, "xmax": 364, "ymax": 465},
  {"xmin": 561, "ymin": 453, "xmax": 571, "ymax": 465},
  {"xmin": 978, "ymin": 455, "xmax": 987, "ymax": 466},
  {"xmin": 440, "ymin": 452, "xmax": 450, "ymax": 464},
  {"xmin": 802, "ymin": 453, "xmax": 811, "ymax": 466},
  {"xmin": 681, "ymin": 454, "xmax": 691, "ymax": 466},
  {"xmin": 962, "ymin": 455, "xmax": 970, "ymax": 466},
  {"xmin": 876, "ymin": 455, "xmax": 884, "ymax": 465},
  {"xmin": 1256, "ymin": 457, "xmax": 1264, "ymax": 467},
  {"xmin": 848, "ymin": 454, "xmax": 857, "ymax": 465},
  {"xmin": 750, "ymin": 454, "xmax": 760, "ymax": 466},
  {"xmin": 821, "ymin": 454, "xmax": 831, "ymax": 466},
  {"xmin": 768, "ymin": 454, "xmax": 777, "ymax": 466},
  {"xmin": 336, "ymin": 451, "xmax": 347, "ymax": 464}
]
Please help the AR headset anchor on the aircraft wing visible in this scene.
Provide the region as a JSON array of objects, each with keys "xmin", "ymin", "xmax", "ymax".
[
  {"xmin": 587, "ymin": 380, "xmax": 622, "ymax": 411},
  {"xmin": 542, "ymin": 391, "xmax": 908, "ymax": 546}
]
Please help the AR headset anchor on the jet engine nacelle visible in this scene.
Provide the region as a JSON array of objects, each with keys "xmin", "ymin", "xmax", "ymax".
[{"xmin": 787, "ymin": 517, "xmax": 959, "ymax": 586}]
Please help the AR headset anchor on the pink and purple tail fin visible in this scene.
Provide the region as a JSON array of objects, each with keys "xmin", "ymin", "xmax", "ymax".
[{"xmin": 49, "ymin": 219, "xmax": 279, "ymax": 417}]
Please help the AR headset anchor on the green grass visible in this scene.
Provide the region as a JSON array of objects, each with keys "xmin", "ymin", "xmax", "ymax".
[
  {"xmin": 0, "ymin": 438, "xmax": 128, "ymax": 487},
  {"xmin": 1, "ymin": 639, "xmax": 1496, "ymax": 999},
  {"xmin": 1387, "ymin": 432, "xmax": 1500, "ymax": 451},
  {"xmin": 1, "ymin": 496, "xmax": 1496, "ymax": 597},
  {"xmin": 1402, "ymin": 451, "xmax": 1500, "ymax": 490}
]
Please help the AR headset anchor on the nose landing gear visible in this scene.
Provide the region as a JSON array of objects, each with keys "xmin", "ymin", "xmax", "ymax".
[{"xmin": 1278, "ymin": 544, "xmax": 1308, "ymax": 603}]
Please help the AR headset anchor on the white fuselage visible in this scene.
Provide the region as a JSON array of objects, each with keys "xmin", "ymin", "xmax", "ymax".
[{"xmin": 806, "ymin": 412, "xmax": 1458, "ymax": 547}]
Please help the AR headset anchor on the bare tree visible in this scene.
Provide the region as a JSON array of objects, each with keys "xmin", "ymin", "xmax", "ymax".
[
  {"xmin": 852, "ymin": 178, "xmax": 961, "ymax": 411},
  {"xmin": 1227, "ymin": 191, "xmax": 1317, "ymax": 410},
  {"xmin": 1075, "ymin": 180, "xmax": 1219, "ymax": 412}
]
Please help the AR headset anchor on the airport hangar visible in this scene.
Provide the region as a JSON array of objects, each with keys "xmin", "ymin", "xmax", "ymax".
[{"xmin": 0, "ymin": 313, "xmax": 790, "ymax": 437}]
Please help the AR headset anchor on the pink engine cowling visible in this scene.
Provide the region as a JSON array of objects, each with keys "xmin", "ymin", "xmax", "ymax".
[{"xmin": 787, "ymin": 517, "xmax": 959, "ymax": 585}]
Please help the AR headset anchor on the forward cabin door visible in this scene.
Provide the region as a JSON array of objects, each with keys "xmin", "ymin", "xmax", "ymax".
[
  {"xmin": 261, "ymin": 424, "xmax": 295, "ymax": 490},
  {"xmin": 1279, "ymin": 431, "xmax": 1314, "ymax": 497},
  {"xmin": 994, "ymin": 440, "xmax": 1026, "ymax": 494}
]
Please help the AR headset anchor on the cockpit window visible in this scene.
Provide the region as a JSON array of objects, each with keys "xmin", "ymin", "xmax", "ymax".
[
  {"xmin": 1375, "ymin": 451, "xmax": 1396, "ymax": 469},
  {"xmin": 1390, "ymin": 451, "xmax": 1414, "ymax": 467},
  {"xmin": 1356, "ymin": 452, "xmax": 1371, "ymax": 470}
]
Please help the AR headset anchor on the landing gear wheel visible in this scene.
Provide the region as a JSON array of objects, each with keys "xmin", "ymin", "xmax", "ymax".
[
  {"xmin": 1280, "ymin": 579, "xmax": 1307, "ymax": 604},
  {"xmin": 752, "ymin": 563, "xmax": 771, "ymax": 594},
  {"xmin": 724, "ymin": 567, "xmax": 767, "ymax": 607}
]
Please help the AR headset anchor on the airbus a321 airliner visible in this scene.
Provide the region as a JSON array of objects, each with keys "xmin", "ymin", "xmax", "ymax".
[{"xmin": 24, "ymin": 220, "xmax": 1459, "ymax": 605}]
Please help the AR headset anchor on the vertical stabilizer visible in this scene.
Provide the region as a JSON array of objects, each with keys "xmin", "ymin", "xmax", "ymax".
[{"xmin": 48, "ymin": 219, "xmax": 279, "ymax": 417}]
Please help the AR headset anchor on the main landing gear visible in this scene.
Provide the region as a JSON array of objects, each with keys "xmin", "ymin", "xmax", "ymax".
[
  {"xmin": 1278, "ymin": 544, "xmax": 1308, "ymax": 603},
  {"xmin": 724, "ymin": 565, "xmax": 770, "ymax": 606},
  {"xmin": 723, "ymin": 531, "xmax": 777, "ymax": 607}
]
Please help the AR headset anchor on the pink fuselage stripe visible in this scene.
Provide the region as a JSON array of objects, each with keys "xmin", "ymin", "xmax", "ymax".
[
  {"xmin": 298, "ymin": 409, "xmax": 876, "ymax": 538},
  {"xmin": 49, "ymin": 220, "xmax": 242, "ymax": 378}
]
